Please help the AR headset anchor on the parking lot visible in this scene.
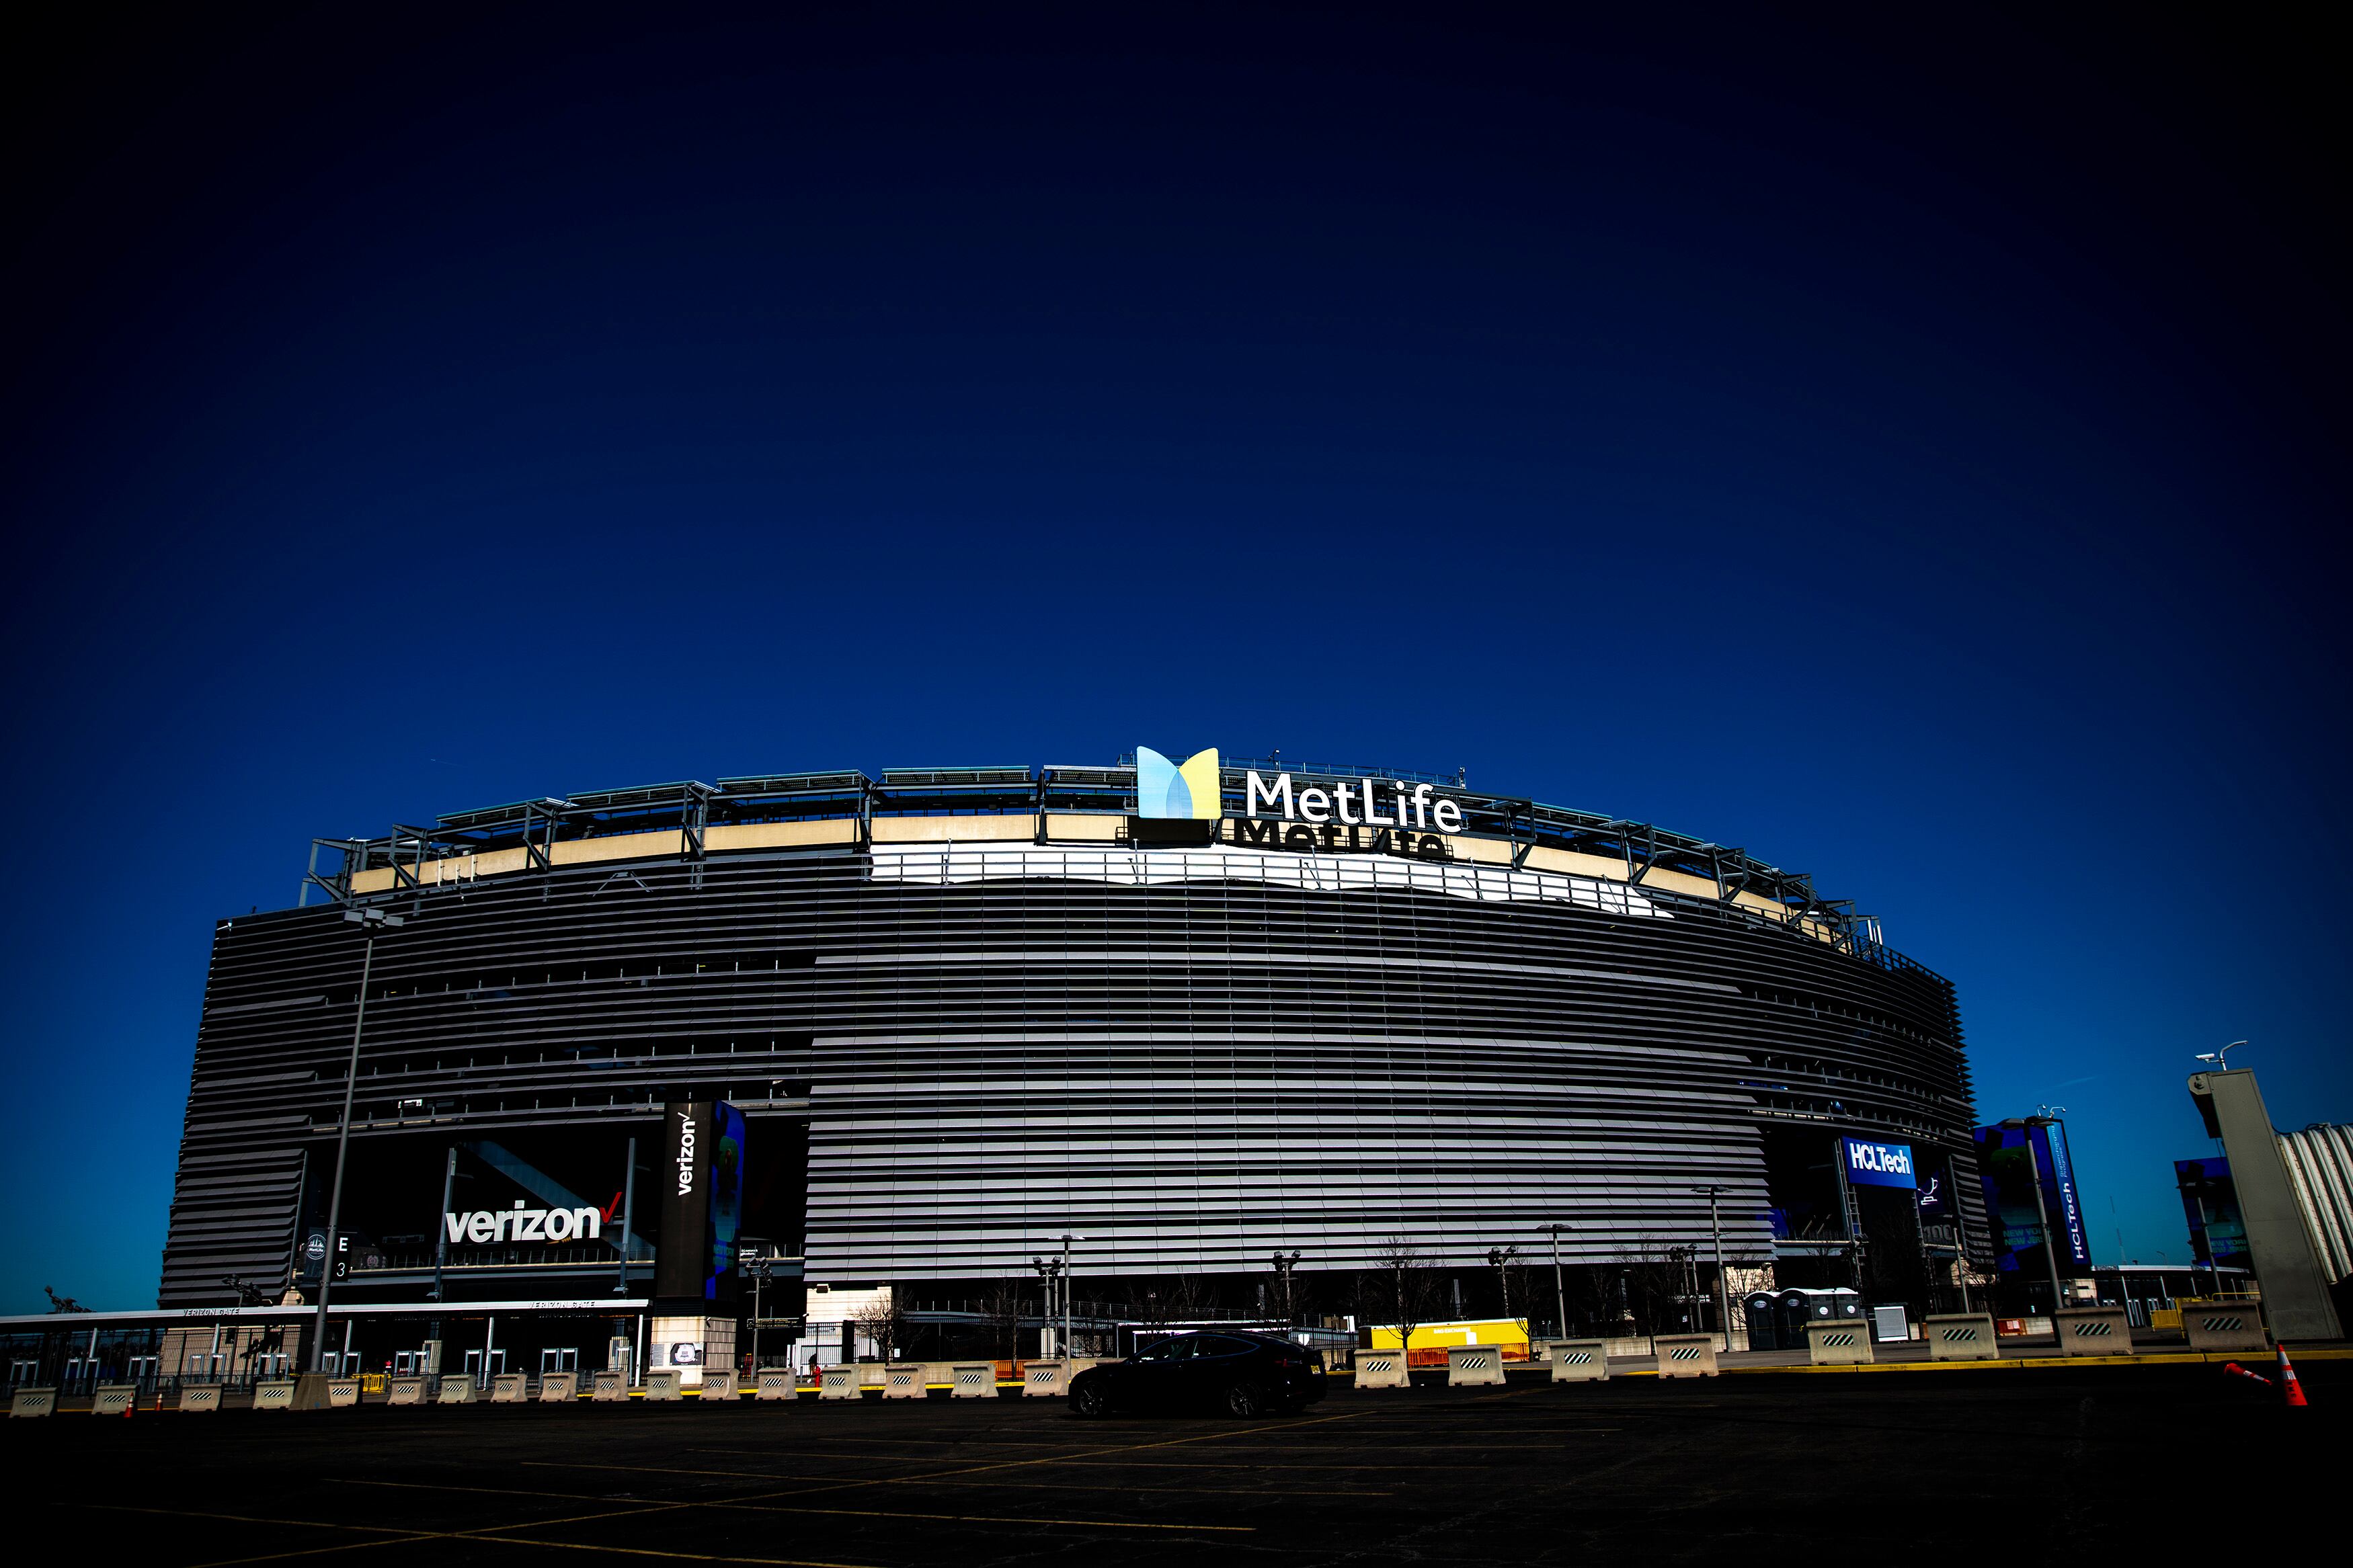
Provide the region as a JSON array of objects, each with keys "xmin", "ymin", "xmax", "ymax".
[{"xmin": 9, "ymin": 1362, "xmax": 2344, "ymax": 1563}]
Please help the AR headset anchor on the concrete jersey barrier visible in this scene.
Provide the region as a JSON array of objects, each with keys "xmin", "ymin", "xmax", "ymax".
[
  {"xmin": 387, "ymin": 1376, "xmax": 426, "ymax": 1405},
  {"xmin": 884, "ymin": 1362, "xmax": 928, "ymax": 1399},
  {"xmin": 1805, "ymin": 1321, "xmax": 1874, "ymax": 1365},
  {"xmin": 949, "ymin": 1362, "xmax": 997, "ymax": 1398},
  {"xmin": 645, "ymin": 1370, "xmax": 683, "ymax": 1401},
  {"xmin": 756, "ymin": 1370, "xmax": 797, "ymax": 1401},
  {"xmin": 491, "ymin": 1373, "xmax": 528, "ymax": 1403},
  {"xmin": 1924, "ymin": 1314, "xmax": 2000, "ymax": 1361},
  {"xmin": 1353, "ymin": 1350, "xmax": 1410, "ymax": 1389},
  {"xmin": 590, "ymin": 1372, "xmax": 628, "ymax": 1401},
  {"xmin": 436, "ymin": 1375, "xmax": 477, "ymax": 1404},
  {"xmin": 253, "ymin": 1379, "xmax": 298, "ymax": 1410},
  {"xmin": 540, "ymin": 1372, "xmax": 579, "ymax": 1402},
  {"xmin": 327, "ymin": 1378, "xmax": 360, "ymax": 1407},
  {"xmin": 9, "ymin": 1387, "xmax": 56, "ymax": 1417},
  {"xmin": 699, "ymin": 1370, "xmax": 739, "ymax": 1402},
  {"xmin": 2183, "ymin": 1307, "xmax": 2268, "ymax": 1352},
  {"xmin": 1544, "ymin": 1339, "xmax": 1609, "ymax": 1383},
  {"xmin": 1653, "ymin": 1334, "xmax": 1719, "ymax": 1378},
  {"xmin": 92, "ymin": 1383, "xmax": 139, "ymax": 1416},
  {"xmin": 177, "ymin": 1384, "xmax": 223, "ymax": 1412},
  {"xmin": 819, "ymin": 1366, "xmax": 863, "ymax": 1400},
  {"xmin": 1445, "ymin": 1345, "xmax": 1506, "ymax": 1387},
  {"xmin": 2054, "ymin": 1307, "xmax": 2135, "ymax": 1356},
  {"xmin": 1023, "ymin": 1360, "xmax": 1068, "ymax": 1397}
]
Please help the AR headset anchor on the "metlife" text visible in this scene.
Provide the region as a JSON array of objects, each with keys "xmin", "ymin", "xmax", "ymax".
[{"xmin": 1244, "ymin": 771, "xmax": 1466, "ymax": 831}]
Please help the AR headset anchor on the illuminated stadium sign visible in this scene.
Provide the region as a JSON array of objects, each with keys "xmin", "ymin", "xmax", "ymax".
[
  {"xmin": 1244, "ymin": 770, "xmax": 1465, "ymax": 831},
  {"xmin": 1135, "ymin": 747, "xmax": 1222, "ymax": 819},
  {"xmin": 1133, "ymin": 747, "xmax": 1472, "ymax": 834},
  {"xmin": 443, "ymin": 1201, "xmax": 606, "ymax": 1244},
  {"xmin": 1841, "ymin": 1138, "xmax": 1917, "ymax": 1189}
]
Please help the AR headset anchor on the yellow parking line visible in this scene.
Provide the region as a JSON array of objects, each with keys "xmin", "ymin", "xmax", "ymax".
[
  {"xmin": 62, "ymin": 1497, "xmax": 880, "ymax": 1568},
  {"xmin": 337, "ymin": 1477, "xmax": 1254, "ymax": 1533},
  {"xmin": 529, "ymin": 1460, "xmax": 1384, "ymax": 1498}
]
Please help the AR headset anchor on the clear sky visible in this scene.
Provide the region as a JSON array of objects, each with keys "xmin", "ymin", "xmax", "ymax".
[{"xmin": 3, "ymin": 7, "xmax": 2344, "ymax": 1312}]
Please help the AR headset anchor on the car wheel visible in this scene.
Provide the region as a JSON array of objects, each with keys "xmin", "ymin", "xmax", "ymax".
[
  {"xmin": 1070, "ymin": 1378, "xmax": 1111, "ymax": 1419},
  {"xmin": 1224, "ymin": 1380, "xmax": 1266, "ymax": 1418}
]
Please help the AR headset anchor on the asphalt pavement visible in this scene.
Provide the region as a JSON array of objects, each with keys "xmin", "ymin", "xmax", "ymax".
[{"xmin": 11, "ymin": 1360, "xmax": 2344, "ymax": 1563}]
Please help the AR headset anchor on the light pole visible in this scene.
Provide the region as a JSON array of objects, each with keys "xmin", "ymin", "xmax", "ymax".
[
  {"xmin": 1033, "ymin": 1254, "xmax": 1064, "ymax": 1356},
  {"xmin": 751, "ymin": 1255, "xmax": 773, "ymax": 1372},
  {"xmin": 311, "ymin": 904, "xmax": 404, "ymax": 1374},
  {"xmin": 1692, "ymin": 1186, "xmax": 1731, "ymax": 1342},
  {"xmin": 1484, "ymin": 1245, "xmax": 1520, "ymax": 1329},
  {"xmin": 1271, "ymin": 1250, "xmax": 1302, "ymax": 1323},
  {"xmin": 2002, "ymin": 1116, "xmax": 2068, "ymax": 1327},
  {"xmin": 1061, "ymin": 1235, "xmax": 1083, "ymax": 1362},
  {"xmin": 2180, "ymin": 1166, "xmax": 2227, "ymax": 1298},
  {"xmin": 1537, "ymin": 1223, "xmax": 1569, "ymax": 1339},
  {"xmin": 430, "ymin": 1145, "xmax": 457, "ymax": 1305},
  {"xmin": 2194, "ymin": 1040, "xmax": 2247, "ymax": 1075}
]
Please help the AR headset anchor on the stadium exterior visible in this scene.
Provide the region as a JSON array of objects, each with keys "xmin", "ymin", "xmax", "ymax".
[{"xmin": 159, "ymin": 753, "xmax": 1990, "ymax": 1328}]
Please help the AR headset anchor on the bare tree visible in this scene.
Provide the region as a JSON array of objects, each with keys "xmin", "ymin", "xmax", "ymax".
[
  {"xmin": 1363, "ymin": 1238, "xmax": 1442, "ymax": 1362},
  {"xmin": 852, "ymin": 1292, "xmax": 910, "ymax": 1362},
  {"xmin": 980, "ymin": 1282, "xmax": 1023, "ymax": 1360},
  {"xmin": 1618, "ymin": 1241, "xmax": 1700, "ymax": 1337},
  {"xmin": 1166, "ymin": 1274, "xmax": 1213, "ymax": 1323}
]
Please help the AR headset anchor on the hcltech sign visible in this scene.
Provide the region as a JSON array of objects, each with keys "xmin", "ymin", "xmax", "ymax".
[{"xmin": 1841, "ymin": 1138, "xmax": 1917, "ymax": 1190}]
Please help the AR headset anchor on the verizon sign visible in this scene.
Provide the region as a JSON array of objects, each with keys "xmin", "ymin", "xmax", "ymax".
[{"xmin": 444, "ymin": 1200, "xmax": 605, "ymax": 1244}]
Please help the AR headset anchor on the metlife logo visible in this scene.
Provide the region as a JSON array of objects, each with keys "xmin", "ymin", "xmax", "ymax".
[{"xmin": 1242, "ymin": 770, "xmax": 1466, "ymax": 833}]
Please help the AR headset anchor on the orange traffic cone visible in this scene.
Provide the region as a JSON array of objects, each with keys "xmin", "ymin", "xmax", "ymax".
[
  {"xmin": 2224, "ymin": 1361, "xmax": 2272, "ymax": 1387},
  {"xmin": 2277, "ymin": 1344, "xmax": 2309, "ymax": 1407}
]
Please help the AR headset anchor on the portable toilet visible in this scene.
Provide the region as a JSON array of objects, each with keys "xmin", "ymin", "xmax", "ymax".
[
  {"xmin": 1743, "ymin": 1292, "xmax": 1782, "ymax": 1351},
  {"xmin": 1775, "ymin": 1287, "xmax": 1862, "ymax": 1343}
]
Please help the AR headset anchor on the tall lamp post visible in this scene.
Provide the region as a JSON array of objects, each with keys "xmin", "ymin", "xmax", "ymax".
[
  {"xmin": 1537, "ymin": 1223, "xmax": 1570, "ymax": 1339},
  {"xmin": 1692, "ymin": 1186, "xmax": 1732, "ymax": 1342},
  {"xmin": 1032, "ymin": 1254, "xmax": 1064, "ymax": 1356},
  {"xmin": 1270, "ymin": 1250, "xmax": 1302, "ymax": 1324},
  {"xmin": 1484, "ymin": 1245, "xmax": 1521, "ymax": 1329},
  {"xmin": 311, "ymin": 904, "xmax": 405, "ymax": 1376}
]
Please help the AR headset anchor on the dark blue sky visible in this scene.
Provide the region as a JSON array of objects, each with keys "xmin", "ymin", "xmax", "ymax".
[{"xmin": 5, "ymin": 7, "xmax": 2345, "ymax": 1311}]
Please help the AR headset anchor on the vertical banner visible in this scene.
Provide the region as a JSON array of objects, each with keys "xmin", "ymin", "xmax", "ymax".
[
  {"xmin": 705, "ymin": 1102, "xmax": 746, "ymax": 1305},
  {"xmin": 1973, "ymin": 1124, "xmax": 2092, "ymax": 1273},
  {"xmin": 2040, "ymin": 1121, "xmax": 2091, "ymax": 1268},
  {"xmin": 655, "ymin": 1102, "xmax": 712, "ymax": 1302}
]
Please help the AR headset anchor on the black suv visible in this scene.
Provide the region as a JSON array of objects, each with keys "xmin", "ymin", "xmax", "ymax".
[{"xmin": 1068, "ymin": 1331, "xmax": 1327, "ymax": 1418}]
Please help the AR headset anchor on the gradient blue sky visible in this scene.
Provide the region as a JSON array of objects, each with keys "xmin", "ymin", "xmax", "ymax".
[{"xmin": 4, "ymin": 7, "xmax": 2345, "ymax": 1312}]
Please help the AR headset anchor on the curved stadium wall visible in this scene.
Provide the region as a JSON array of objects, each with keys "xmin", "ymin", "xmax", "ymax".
[{"xmin": 159, "ymin": 761, "xmax": 1985, "ymax": 1307}]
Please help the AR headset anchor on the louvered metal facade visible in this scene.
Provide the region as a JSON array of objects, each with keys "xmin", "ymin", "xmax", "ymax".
[{"xmin": 160, "ymin": 764, "xmax": 1985, "ymax": 1307}]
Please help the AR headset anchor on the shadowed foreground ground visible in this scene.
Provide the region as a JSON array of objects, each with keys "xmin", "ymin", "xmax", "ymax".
[{"xmin": 11, "ymin": 1362, "xmax": 2344, "ymax": 1563}]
